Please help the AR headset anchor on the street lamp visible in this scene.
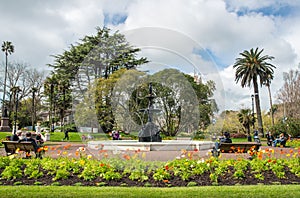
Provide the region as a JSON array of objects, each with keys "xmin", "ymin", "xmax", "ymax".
[
  {"xmin": 31, "ymin": 87, "xmax": 37, "ymax": 131},
  {"xmin": 251, "ymin": 94, "xmax": 255, "ymax": 126},
  {"xmin": 13, "ymin": 86, "xmax": 21, "ymax": 134}
]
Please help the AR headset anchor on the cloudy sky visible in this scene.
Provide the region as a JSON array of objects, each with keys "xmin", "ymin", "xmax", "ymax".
[{"xmin": 1, "ymin": 0, "xmax": 300, "ymax": 113}]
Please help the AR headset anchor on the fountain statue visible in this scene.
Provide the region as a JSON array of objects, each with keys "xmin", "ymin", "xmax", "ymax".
[{"xmin": 138, "ymin": 83, "xmax": 162, "ymax": 142}]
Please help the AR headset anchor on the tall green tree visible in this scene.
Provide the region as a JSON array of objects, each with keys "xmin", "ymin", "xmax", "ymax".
[
  {"xmin": 1, "ymin": 41, "xmax": 14, "ymax": 117},
  {"xmin": 233, "ymin": 47, "xmax": 276, "ymax": 137},
  {"xmin": 47, "ymin": 27, "xmax": 148, "ymax": 132},
  {"xmin": 263, "ymin": 72, "xmax": 275, "ymax": 126},
  {"xmin": 237, "ymin": 109, "xmax": 253, "ymax": 140},
  {"xmin": 49, "ymin": 27, "xmax": 147, "ymax": 95},
  {"xmin": 43, "ymin": 74, "xmax": 72, "ymax": 131},
  {"xmin": 125, "ymin": 69, "xmax": 216, "ymax": 136}
]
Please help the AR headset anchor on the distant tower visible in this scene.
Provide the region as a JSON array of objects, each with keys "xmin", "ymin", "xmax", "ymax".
[{"xmin": 193, "ymin": 69, "xmax": 202, "ymax": 84}]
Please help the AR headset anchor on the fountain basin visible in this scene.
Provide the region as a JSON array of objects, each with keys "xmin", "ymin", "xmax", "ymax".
[{"xmin": 87, "ymin": 140, "xmax": 214, "ymax": 151}]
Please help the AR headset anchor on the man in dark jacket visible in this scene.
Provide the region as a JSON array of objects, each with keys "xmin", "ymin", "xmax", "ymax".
[
  {"xmin": 63, "ymin": 129, "xmax": 70, "ymax": 141},
  {"xmin": 212, "ymin": 132, "xmax": 232, "ymax": 157},
  {"xmin": 11, "ymin": 131, "xmax": 22, "ymax": 141},
  {"xmin": 18, "ymin": 132, "xmax": 40, "ymax": 158}
]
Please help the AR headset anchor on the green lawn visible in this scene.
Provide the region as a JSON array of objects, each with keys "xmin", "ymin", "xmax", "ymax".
[
  {"xmin": 0, "ymin": 185, "xmax": 299, "ymax": 198},
  {"xmin": 0, "ymin": 131, "xmax": 109, "ymax": 143}
]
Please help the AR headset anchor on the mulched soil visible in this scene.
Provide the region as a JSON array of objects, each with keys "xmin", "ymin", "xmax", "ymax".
[
  {"xmin": 0, "ymin": 165, "xmax": 299, "ymax": 187},
  {"xmin": 0, "ymin": 142, "xmax": 299, "ymax": 187}
]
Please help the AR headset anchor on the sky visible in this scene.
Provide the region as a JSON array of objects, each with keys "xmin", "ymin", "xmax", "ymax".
[{"xmin": 1, "ymin": 0, "xmax": 300, "ymax": 113}]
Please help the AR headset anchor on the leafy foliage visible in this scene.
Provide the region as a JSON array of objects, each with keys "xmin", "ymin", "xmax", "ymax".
[{"xmin": 233, "ymin": 47, "xmax": 276, "ymax": 137}]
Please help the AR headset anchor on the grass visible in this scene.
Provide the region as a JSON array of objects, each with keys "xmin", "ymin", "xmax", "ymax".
[
  {"xmin": 0, "ymin": 131, "xmax": 109, "ymax": 143},
  {"xmin": 232, "ymin": 138, "xmax": 248, "ymax": 142},
  {"xmin": 0, "ymin": 185, "xmax": 299, "ymax": 198}
]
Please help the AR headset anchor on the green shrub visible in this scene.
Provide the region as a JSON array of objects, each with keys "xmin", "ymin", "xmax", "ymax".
[
  {"xmin": 187, "ymin": 181, "xmax": 197, "ymax": 187},
  {"xmin": 13, "ymin": 181, "xmax": 23, "ymax": 185},
  {"xmin": 51, "ymin": 182, "xmax": 61, "ymax": 186},
  {"xmin": 34, "ymin": 181, "xmax": 43, "ymax": 185}
]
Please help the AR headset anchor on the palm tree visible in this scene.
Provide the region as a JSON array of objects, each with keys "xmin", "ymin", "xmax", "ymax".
[
  {"xmin": 262, "ymin": 72, "xmax": 275, "ymax": 126},
  {"xmin": 1, "ymin": 41, "xmax": 14, "ymax": 117},
  {"xmin": 238, "ymin": 109, "xmax": 253, "ymax": 141},
  {"xmin": 233, "ymin": 47, "xmax": 276, "ymax": 137}
]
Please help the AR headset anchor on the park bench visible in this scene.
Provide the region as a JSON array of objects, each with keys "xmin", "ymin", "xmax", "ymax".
[
  {"xmin": 2, "ymin": 141, "xmax": 43, "ymax": 158},
  {"xmin": 211, "ymin": 142, "xmax": 261, "ymax": 157}
]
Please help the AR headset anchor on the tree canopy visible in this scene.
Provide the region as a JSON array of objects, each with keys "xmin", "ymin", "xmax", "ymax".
[{"xmin": 233, "ymin": 47, "xmax": 276, "ymax": 137}]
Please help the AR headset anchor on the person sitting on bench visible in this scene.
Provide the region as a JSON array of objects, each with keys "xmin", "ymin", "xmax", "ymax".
[
  {"xmin": 273, "ymin": 133, "xmax": 287, "ymax": 147},
  {"xmin": 214, "ymin": 132, "xmax": 232, "ymax": 152},
  {"xmin": 220, "ymin": 132, "xmax": 232, "ymax": 143},
  {"xmin": 266, "ymin": 131, "xmax": 275, "ymax": 146},
  {"xmin": 18, "ymin": 132, "xmax": 40, "ymax": 157},
  {"xmin": 11, "ymin": 131, "xmax": 22, "ymax": 141}
]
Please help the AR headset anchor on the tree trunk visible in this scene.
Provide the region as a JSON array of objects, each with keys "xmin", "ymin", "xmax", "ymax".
[
  {"xmin": 246, "ymin": 123, "xmax": 251, "ymax": 142},
  {"xmin": 253, "ymin": 79, "xmax": 264, "ymax": 137},
  {"xmin": 267, "ymin": 84, "xmax": 274, "ymax": 126},
  {"xmin": 2, "ymin": 54, "xmax": 8, "ymax": 117}
]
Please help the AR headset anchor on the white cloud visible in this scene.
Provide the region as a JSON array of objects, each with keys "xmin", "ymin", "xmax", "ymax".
[
  {"xmin": 115, "ymin": 0, "xmax": 300, "ymax": 112},
  {"xmin": 0, "ymin": 0, "xmax": 104, "ymax": 69},
  {"xmin": 1, "ymin": 0, "xmax": 300, "ymax": 113}
]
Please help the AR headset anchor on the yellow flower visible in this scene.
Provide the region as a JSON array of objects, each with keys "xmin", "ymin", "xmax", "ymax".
[
  {"xmin": 43, "ymin": 146, "xmax": 48, "ymax": 151},
  {"xmin": 87, "ymin": 155, "xmax": 92, "ymax": 159},
  {"xmin": 132, "ymin": 154, "xmax": 137, "ymax": 159},
  {"xmin": 293, "ymin": 153, "xmax": 298, "ymax": 158},
  {"xmin": 80, "ymin": 159, "xmax": 85, "ymax": 166}
]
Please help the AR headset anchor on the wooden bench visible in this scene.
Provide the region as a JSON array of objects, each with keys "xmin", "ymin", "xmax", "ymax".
[
  {"xmin": 2, "ymin": 141, "xmax": 43, "ymax": 158},
  {"xmin": 212, "ymin": 142, "xmax": 261, "ymax": 157}
]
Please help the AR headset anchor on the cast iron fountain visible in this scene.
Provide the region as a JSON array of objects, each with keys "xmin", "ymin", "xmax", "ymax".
[{"xmin": 138, "ymin": 83, "xmax": 162, "ymax": 142}]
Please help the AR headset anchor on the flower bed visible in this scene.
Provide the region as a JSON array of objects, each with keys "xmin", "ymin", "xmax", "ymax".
[{"xmin": 0, "ymin": 146, "xmax": 299, "ymax": 187}]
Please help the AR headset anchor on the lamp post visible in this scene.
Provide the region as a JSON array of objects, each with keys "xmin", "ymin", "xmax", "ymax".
[
  {"xmin": 251, "ymin": 94, "xmax": 255, "ymax": 127},
  {"xmin": 31, "ymin": 87, "xmax": 37, "ymax": 132},
  {"xmin": 13, "ymin": 86, "xmax": 21, "ymax": 134},
  {"xmin": 50, "ymin": 83, "xmax": 54, "ymax": 132}
]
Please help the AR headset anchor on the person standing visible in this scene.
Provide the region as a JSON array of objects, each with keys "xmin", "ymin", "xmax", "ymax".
[{"xmin": 63, "ymin": 129, "xmax": 70, "ymax": 141}]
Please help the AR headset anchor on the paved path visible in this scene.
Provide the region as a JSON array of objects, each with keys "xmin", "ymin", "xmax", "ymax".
[{"xmin": 1, "ymin": 141, "xmax": 297, "ymax": 161}]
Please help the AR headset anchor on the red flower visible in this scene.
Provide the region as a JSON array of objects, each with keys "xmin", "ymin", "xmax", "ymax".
[{"xmin": 100, "ymin": 163, "xmax": 105, "ymax": 167}]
